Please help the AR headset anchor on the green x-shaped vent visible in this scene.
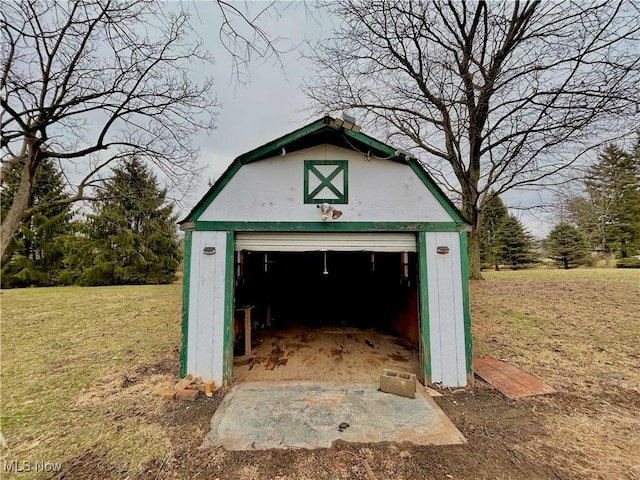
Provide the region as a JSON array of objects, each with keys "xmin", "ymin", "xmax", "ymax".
[{"xmin": 304, "ymin": 160, "xmax": 348, "ymax": 204}]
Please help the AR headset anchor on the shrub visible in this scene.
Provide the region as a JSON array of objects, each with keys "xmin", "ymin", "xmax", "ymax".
[{"xmin": 615, "ymin": 258, "xmax": 640, "ymax": 268}]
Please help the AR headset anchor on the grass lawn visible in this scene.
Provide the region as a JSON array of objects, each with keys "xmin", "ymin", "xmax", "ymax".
[
  {"xmin": 1, "ymin": 268, "xmax": 639, "ymax": 479},
  {"xmin": 1, "ymin": 284, "xmax": 184, "ymax": 475}
]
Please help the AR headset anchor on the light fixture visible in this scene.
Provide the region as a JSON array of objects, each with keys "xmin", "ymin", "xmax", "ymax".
[
  {"xmin": 322, "ymin": 251, "xmax": 329, "ymax": 275},
  {"xmin": 401, "ymin": 252, "xmax": 409, "ymax": 278},
  {"xmin": 203, "ymin": 246, "xmax": 216, "ymax": 255},
  {"xmin": 437, "ymin": 246, "xmax": 450, "ymax": 254},
  {"xmin": 317, "ymin": 202, "xmax": 343, "ymax": 222}
]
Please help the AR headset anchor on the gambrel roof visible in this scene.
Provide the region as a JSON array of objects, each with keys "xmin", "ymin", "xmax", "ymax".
[{"xmin": 181, "ymin": 115, "xmax": 469, "ymax": 226}]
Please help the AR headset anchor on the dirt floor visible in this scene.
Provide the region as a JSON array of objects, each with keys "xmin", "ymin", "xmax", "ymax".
[
  {"xmin": 234, "ymin": 326, "xmax": 420, "ymax": 383},
  {"xmin": 2, "ymin": 270, "xmax": 637, "ymax": 480}
]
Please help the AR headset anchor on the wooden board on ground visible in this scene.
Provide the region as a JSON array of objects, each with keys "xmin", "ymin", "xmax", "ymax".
[{"xmin": 473, "ymin": 357, "xmax": 557, "ymax": 399}]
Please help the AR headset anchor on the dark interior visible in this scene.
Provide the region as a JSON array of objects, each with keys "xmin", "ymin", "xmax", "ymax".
[{"xmin": 234, "ymin": 250, "xmax": 420, "ymax": 345}]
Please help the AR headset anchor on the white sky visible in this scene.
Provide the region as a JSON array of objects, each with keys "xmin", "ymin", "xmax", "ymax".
[{"xmin": 176, "ymin": 1, "xmax": 559, "ymax": 238}]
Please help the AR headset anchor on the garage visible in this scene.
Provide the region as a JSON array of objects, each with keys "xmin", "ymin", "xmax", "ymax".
[
  {"xmin": 179, "ymin": 115, "xmax": 472, "ymax": 389},
  {"xmin": 232, "ymin": 233, "xmax": 421, "ymax": 383},
  {"xmin": 234, "ymin": 233, "xmax": 418, "ymax": 329}
]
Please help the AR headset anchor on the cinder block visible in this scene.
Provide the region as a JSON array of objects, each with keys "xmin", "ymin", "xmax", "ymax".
[{"xmin": 380, "ymin": 369, "xmax": 416, "ymax": 399}]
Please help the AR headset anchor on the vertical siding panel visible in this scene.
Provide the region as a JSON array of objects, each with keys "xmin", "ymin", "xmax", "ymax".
[
  {"xmin": 185, "ymin": 231, "xmax": 228, "ymax": 385},
  {"xmin": 194, "ymin": 232, "xmax": 217, "ymax": 382},
  {"xmin": 426, "ymin": 232, "xmax": 442, "ymax": 383},
  {"xmin": 211, "ymin": 232, "xmax": 228, "ymax": 385},
  {"xmin": 186, "ymin": 232, "xmax": 201, "ymax": 376},
  {"xmin": 450, "ymin": 233, "xmax": 468, "ymax": 386},
  {"xmin": 437, "ymin": 231, "xmax": 458, "ymax": 385},
  {"xmin": 427, "ymin": 231, "xmax": 468, "ymax": 387}
]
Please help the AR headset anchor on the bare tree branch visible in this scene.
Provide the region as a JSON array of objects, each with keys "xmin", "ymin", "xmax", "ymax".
[
  {"xmin": 0, "ymin": 0, "xmax": 288, "ymax": 260},
  {"xmin": 303, "ymin": 0, "xmax": 640, "ymax": 278}
]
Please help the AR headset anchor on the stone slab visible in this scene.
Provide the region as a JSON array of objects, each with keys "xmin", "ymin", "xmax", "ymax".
[{"xmin": 202, "ymin": 381, "xmax": 466, "ymax": 450}]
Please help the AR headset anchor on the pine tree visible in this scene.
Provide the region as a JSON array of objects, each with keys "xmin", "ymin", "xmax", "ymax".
[
  {"xmin": 480, "ymin": 193, "xmax": 510, "ymax": 270},
  {"xmin": 76, "ymin": 158, "xmax": 181, "ymax": 285},
  {"xmin": 494, "ymin": 215, "xmax": 537, "ymax": 270},
  {"xmin": 1, "ymin": 161, "xmax": 73, "ymax": 287},
  {"xmin": 544, "ymin": 223, "xmax": 591, "ymax": 269},
  {"xmin": 568, "ymin": 143, "xmax": 640, "ymax": 260}
]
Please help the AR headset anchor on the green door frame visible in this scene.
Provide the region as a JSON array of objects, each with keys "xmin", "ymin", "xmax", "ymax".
[
  {"xmin": 417, "ymin": 231, "xmax": 431, "ymax": 384},
  {"xmin": 219, "ymin": 230, "xmax": 434, "ymax": 387}
]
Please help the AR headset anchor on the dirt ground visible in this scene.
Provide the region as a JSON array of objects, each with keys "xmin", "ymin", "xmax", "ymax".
[
  {"xmin": 31, "ymin": 270, "xmax": 640, "ymax": 479},
  {"xmin": 47, "ymin": 378, "xmax": 591, "ymax": 480},
  {"xmin": 234, "ymin": 326, "xmax": 420, "ymax": 383}
]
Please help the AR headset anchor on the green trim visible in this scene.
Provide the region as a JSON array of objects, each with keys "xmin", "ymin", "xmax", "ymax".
[
  {"xmin": 222, "ymin": 232, "xmax": 235, "ymax": 386},
  {"xmin": 417, "ymin": 232, "xmax": 431, "ymax": 384},
  {"xmin": 342, "ymin": 129, "xmax": 403, "ymax": 161},
  {"xmin": 408, "ymin": 160, "xmax": 468, "ymax": 224},
  {"xmin": 180, "ymin": 115, "xmax": 471, "ymax": 228},
  {"xmin": 194, "ymin": 221, "xmax": 465, "ymax": 232},
  {"xmin": 181, "ymin": 159, "xmax": 243, "ymax": 226},
  {"xmin": 179, "ymin": 231, "xmax": 193, "ymax": 378},
  {"xmin": 304, "ymin": 160, "xmax": 348, "ymax": 204},
  {"xmin": 237, "ymin": 118, "xmax": 330, "ymax": 164},
  {"xmin": 459, "ymin": 231, "xmax": 473, "ymax": 382}
]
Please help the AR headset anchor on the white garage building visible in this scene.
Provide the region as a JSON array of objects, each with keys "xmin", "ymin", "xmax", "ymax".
[{"xmin": 179, "ymin": 116, "xmax": 473, "ymax": 388}]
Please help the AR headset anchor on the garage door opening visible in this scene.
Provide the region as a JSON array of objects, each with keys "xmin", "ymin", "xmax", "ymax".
[{"xmin": 232, "ymin": 247, "xmax": 422, "ymax": 383}]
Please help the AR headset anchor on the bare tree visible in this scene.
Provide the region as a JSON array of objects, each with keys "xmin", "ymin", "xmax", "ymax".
[
  {"xmin": 303, "ymin": 0, "xmax": 640, "ymax": 279},
  {"xmin": 0, "ymin": 0, "xmax": 283, "ymax": 261}
]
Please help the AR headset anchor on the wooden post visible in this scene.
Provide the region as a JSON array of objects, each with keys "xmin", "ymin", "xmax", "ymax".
[{"xmin": 234, "ymin": 305, "xmax": 255, "ymax": 356}]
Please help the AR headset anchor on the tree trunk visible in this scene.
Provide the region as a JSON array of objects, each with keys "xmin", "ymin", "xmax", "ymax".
[
  {"xmin": 462, "ymin": 199, "xmax": 484, "ymax": 280},
  {"xmin": 604, "ymin": 252, "xmax": 613, "ymax": 268},
  {"xmin": 467, "ymin": 227, "xmax": 483, "ymax": 280},
  {"xmin": 1, "ymin": 161, "xmax": 35, "ymax": 262}
]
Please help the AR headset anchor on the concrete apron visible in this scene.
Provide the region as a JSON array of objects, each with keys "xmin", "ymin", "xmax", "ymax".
[{"xmin": 202, "ymin": 382, "xmax": 466, "ymax": 450}]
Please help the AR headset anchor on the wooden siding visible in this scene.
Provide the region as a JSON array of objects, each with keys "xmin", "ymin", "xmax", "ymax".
[
  {"xmin": 197, "ymin": 145, "xmax": 452, "ymax": 223},
  {"xmin": 425, "ymin": 231, "xmax": 468, "ymax": 386},
  {"xmin": 186, "ymin": 231, "xmax": 229, "ymax": 386}
]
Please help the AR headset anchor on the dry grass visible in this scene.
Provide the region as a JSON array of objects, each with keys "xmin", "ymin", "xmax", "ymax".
[
  {"xmin": 471, "ymin": 268, "xmax": 640, "ymax": 480},
  {"xmin": 1, "ymin": 268, "xmax": 639, "ymax": 479},
  {"xmin": 0, "ymin": 284, "xmax": 183, "ymax": 477}
]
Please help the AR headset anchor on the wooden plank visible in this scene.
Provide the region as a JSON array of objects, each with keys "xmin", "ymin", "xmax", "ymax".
[
  {"xmin": 473, "ymin": 358, "xmax": 557, "ymax": 399},
  {"xmin": 174, "ymin": 374, "xmax": 194, "ymax": 390},
  {"xmin": 176, "ymin": 389, "xmax": 199, "ymax": 401}
]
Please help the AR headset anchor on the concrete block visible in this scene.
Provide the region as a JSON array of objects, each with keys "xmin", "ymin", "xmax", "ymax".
[{"xmin": 380, "ymin": 369, "xmax": 416, "ymax": 399}]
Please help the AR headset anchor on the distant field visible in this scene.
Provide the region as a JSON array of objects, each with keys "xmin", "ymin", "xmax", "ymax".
[{"xmin": 1, "ymin": 269, "xmax": 638, "ymax": 479}]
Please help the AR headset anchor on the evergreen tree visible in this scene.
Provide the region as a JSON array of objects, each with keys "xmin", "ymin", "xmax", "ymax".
[
  {"xmin": 543, "ymin": 223, "xmax": 591, "ymax": 270},
  {"xmin": 76, "ymin": 159, "xmax": 181, "ymax": 285},
  {"xmin": 568, "ymin": 143, "xmax": 640, "ymax": 260},
  {"xmin": 480, "ymin": 193, "xmax": 510, "ymax": 270},
  {"xmin": 494, "ymin": 215, "xmax": 537, "ymax": 270},
  {"xmin": 1, "ymin": 161, "xmax": 73, "ymax": 287}
]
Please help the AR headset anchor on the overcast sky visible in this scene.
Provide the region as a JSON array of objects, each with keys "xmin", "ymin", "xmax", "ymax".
[
  {"xmin": 177, "ymin": 1, "xmax": 558, "ymax": 238},
  {"xmin": 181, "ymin": 2, "xmax": 320, "ymax": 191}
]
